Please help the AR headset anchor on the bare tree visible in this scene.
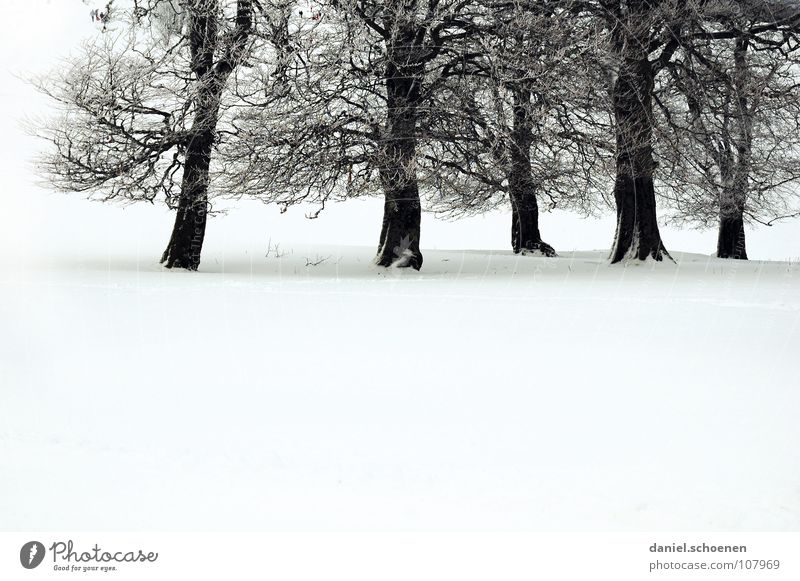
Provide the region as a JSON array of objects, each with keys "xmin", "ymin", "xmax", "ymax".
[
  {"xmin": 593, "ymin": 0, "xmax": 685, "ymax": 262},
  {"xmin": 34, "ymin": 0, "xmax": 255, "ymax": 270},
  {"xmin": 420, "ymin": 0, "xmax": 615, "ymax": 256},
  {"xmin": 161, "ymin": 0, "xmax": 254, "ymax": 269},
  {"xmin": 656, "ymin": 3, "xmax": 800, "ymax": 259},
  {"xmin": 224, "ymin": 0, "xmax": 484, "ymax": 270}
]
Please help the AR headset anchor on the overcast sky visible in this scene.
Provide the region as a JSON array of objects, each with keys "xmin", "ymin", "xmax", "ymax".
[{"xmin": 1, "ymin": 0, "xmax": 799, "ymax": 264}]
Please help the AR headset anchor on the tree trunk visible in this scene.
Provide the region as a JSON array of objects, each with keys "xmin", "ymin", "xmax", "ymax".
[
  {"xmin": 717, "ymin": 209, "xmax": 747, "ymax": 259},
  {"xmin": 508, "ymin": 87, "xmax": 555, "ymax": 256},
  {"xmin": 716, "ymin": 35, "xmax": 751, "ymax": 261},
  {"xmin": 608, "ymin": 10, "xmax": 669, "ymax": 263},
  {"xmin": 161, "ymin": 129, "xmax": 213, "ymax": 270},
  {"xmin": 161, "ymin": 2, "xmax": 219, "ymax": 271},
  {"xmin": 161, "ymin": 0, "xmax": 252, "ymax": 270},
  {"xmin": 375, "ymin": 176, "xmax": 423, "ymax": 269},
  {"xmin": 374, "ymin": 22, "xmax": 423, "ymax": 270}
]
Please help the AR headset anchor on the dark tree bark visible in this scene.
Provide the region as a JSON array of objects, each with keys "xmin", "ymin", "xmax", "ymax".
[
  {"xmin": 508, "ymin": 87, "xmax": 556, "ymax": 256},
  {"xmin": 375, "ymin": 175, "xmax": 423, "ymax": 270},
  {"xmin": 374, "ymin": 17, "xmax": 423, "ymax": 270},
  {"xmin": 716, "ymin": 35, "xmax": 751, "ymax": 261},
  {"xmin": 162, "ymin": 0, "xmax": 252, "ymax": 270},
  {"xmin": 608, "ymin": 3, "xmax": 669, "ymax": 263},
  {"xmin": 161, "ymin": 129, "xmax": 213, "ymax": 270},
  {"xmin": 717, "ymin": 210, "xmax": 747, "ymax": 259}
]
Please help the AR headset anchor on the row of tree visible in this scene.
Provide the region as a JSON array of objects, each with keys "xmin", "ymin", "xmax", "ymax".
[{"xmin": 34, "ymin": 0, "xmax": 800, "ymax": 270}]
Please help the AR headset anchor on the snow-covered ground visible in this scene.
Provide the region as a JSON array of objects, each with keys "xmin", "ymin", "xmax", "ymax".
[{"xmin": 1, "ymin": 246, "xmax": 799, "ymax": 530}]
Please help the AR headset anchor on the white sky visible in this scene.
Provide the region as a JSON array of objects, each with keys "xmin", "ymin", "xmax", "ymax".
[{"xmin": 1, "ymin": 0, "xmax": 799, "ymax": 264}]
